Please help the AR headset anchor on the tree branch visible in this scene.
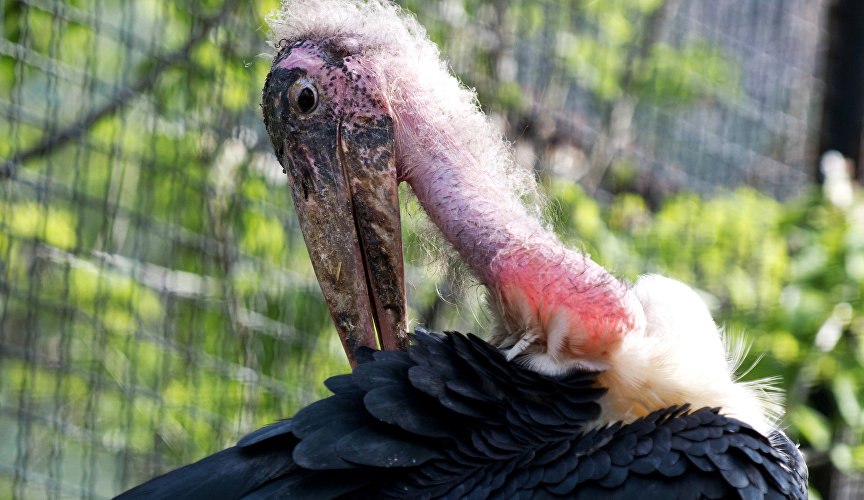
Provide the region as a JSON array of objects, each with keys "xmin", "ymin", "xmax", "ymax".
[{"xmin": 1, "ymin": 0, "xmax": 239, "ymax": 180}]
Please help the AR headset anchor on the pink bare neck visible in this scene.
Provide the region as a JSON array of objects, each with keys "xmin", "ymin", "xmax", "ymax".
[{"xmin": 393, "ymin": 105, "xmax": 641, "ymax": 361}]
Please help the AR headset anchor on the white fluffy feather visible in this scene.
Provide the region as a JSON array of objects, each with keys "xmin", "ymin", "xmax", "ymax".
[
  {"xmin": 597, "ymin": 275, "xmax": 782, "ymax": 435},
  {"xmin": 518, "ymin": 275, "xmax": 782, "ymax": 435}
]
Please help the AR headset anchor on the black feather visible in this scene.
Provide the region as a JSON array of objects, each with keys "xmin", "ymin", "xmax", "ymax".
[
  {"xmin": 236, "ymin": 420, "xmax": 293, "ymax": 447},
  {"xmin": 335, "ymin": 424, "xmax": 441, "ymax": 467},
  {"xmin": 323, "ymin": 373, "xmax": 360, "ymax": 394},
  {"xmin": 363, "ymin": 385, "xmax": 452, "ymax": 438}
]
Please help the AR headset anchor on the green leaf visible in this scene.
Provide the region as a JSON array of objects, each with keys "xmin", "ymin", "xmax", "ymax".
[{"xmin": 789, "ymin": 406, "xmax": 832, "ymax": 451}]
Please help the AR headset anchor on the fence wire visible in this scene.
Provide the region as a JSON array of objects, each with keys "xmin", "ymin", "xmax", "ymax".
[{"xmin": 0, "ymin": 0, "xmax": 859, "ymax": 498}]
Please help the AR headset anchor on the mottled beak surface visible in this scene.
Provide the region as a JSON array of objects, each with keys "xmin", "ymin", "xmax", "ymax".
[{"xmin": 262, "ymin": 53, "xmax": 408, "ymax": 366}]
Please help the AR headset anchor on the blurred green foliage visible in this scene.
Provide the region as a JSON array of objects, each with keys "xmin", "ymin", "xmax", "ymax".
[
  {"xmin": 0, "ymin": 0, "xmax": 858, "ymax": 498},
  {"xmin": 401, "ymin": 0, "xmax": 741, "ymax": 116}
]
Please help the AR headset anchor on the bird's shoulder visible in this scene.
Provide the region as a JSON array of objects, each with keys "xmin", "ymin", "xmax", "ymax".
[
  {"xmin": 290, "ymin": 329, "xmax": 606, "ymax": 470},
  {"xmin": 210, "ymin": 330, "xmax": 807, "ymax": 500}
]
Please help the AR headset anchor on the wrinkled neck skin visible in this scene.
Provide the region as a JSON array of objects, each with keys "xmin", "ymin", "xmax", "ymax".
[{"xmin": 389, "ymin": 91, "xmax": 644, "ymax": 369}]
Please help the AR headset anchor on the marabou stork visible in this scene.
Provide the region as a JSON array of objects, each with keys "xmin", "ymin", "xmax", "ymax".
[{"xmin": 118, "ymin": 0, "xmax": 808, "ymax": 498}]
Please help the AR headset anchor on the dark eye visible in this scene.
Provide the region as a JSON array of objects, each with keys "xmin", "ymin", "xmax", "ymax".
[
  {"xmin": 296, "ymin": 85, "xmax": 317, "ymax": 113},
  {"xmin": 288, "ymin": 78, "xmax": 320, "ymax": 115}
]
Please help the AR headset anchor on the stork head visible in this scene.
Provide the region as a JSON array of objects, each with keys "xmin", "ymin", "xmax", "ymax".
[{"xmin": 263, "ymin": 38, "xmax": 408, "ymax": 364}]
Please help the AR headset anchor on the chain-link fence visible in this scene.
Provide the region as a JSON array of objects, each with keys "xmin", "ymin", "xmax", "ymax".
[{"xmin": 1, "ymin": 0, "xmax": 860, "ymax": 498}]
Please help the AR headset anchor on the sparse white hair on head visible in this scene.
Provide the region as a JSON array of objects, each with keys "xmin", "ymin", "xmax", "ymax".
[{"xmin": 267, "ymin": 0, "xmax": 427, "ymax": 55}]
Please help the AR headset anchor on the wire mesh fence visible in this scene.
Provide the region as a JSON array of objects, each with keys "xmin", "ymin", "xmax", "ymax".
[
  {"xmin": 1, "ymin": 0, "xmax": 861, "ymax": 498},
  {"xmin": 398, "ymin": 0, "xmax": 827, "ymax": 201}
]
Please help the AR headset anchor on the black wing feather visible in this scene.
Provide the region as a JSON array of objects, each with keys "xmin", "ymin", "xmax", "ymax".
[{"xmin": 117, "ymin": 330, "xmax": 807, "ymax": 500}]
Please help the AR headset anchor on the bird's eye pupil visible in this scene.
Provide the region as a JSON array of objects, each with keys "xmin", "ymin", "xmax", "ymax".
[{"xmin": 297, "ymin": 87, "xmax": 316, "ymax": 113}]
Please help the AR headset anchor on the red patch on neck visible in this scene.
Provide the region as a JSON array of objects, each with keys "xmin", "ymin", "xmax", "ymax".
[{"xmin": 492, "ymin": 246, "xmax": 637, "ymax": 361}]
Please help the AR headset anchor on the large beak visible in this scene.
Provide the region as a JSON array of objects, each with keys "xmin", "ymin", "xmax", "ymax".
[{"xmin": 263, "ymin": 75, "xmax": 408, "ymax": 366}]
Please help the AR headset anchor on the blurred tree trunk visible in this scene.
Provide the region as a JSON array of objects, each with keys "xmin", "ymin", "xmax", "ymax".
[{"xmin": 818, "ymin": 0, "xmax": 864, "ymax": 182}]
